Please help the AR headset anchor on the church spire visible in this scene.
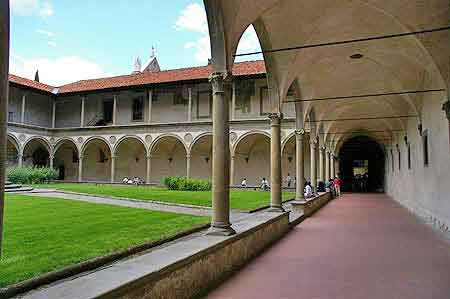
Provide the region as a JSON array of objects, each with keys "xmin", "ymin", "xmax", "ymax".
[
  {"xmin": 34, "ymin": 70, "xmax": 40, "ymax": 82},
  {"xmin": 133, "ymin": 56, "xmax": 142, "ymax": 74}
]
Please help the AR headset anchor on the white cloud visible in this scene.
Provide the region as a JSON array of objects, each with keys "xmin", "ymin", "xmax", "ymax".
[
  {"xmin": 11, "ymin": 0, "xmax": 53, "ymax": 18},
  {"xmin": 36, "ymin": 29, "xmax": 55, "ymax": 37},
  {"xmin": 175, "ymin": 3, "xmax": 262, "ymax": 64},
  {"xmin": 47, "ymin": 41, "xmax": 56, "ymax": 47},
  {"xmin": 10, "ymin": 53, "xmax": 110, "ymax": 86},
  {"xmin": 174, "ymin": 3, "xmax": 208, "ymax": 34}
]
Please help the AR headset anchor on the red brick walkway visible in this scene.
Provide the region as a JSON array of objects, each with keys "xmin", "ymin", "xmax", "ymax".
[{"xmin": 206, "ymin": 193, "xmax": 450, "ymax": 299}]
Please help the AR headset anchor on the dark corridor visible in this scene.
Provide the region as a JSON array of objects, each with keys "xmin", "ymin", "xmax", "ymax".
[{"xmin": 338, "ymin": 136, "xmax": 385, "ymax": 192}]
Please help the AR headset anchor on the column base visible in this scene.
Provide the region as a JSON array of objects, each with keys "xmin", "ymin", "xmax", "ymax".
[
  {"xmin": 205, "ymin": 224, "xmax": 236, "ymax": 236},
  {"xmin": 267, "ymin": 205, "xmax": 285, "ymax": 213}
]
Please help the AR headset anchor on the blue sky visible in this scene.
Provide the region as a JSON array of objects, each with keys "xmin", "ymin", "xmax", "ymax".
[{"xmin": 10, "ymin": 0, "xmax": 262, "ymax": 86}]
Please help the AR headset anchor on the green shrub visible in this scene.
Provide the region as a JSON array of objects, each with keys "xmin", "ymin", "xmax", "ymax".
[
  {"xmin": 163, "ymin": 176, "xmax": 211, "ymax": 191},
  {"xmin": 7, "ymin": 166, "xmax": 58, "ymax": 184}
]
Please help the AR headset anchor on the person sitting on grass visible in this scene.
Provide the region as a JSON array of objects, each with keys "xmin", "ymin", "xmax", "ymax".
[
  {"xmin": 241, "ymin": 178, "xmax": 247, "ymax": 187},
  {"xmin": 122, "ymin": 177, "xmax": 129, "ymax": 184},
  {"xmin": 133, "ymin": 177, "xmax": 140, "ymax": 186},
  {"xmin": 261, "ymin": 177, "xmax": 269, "ymax": 191}
]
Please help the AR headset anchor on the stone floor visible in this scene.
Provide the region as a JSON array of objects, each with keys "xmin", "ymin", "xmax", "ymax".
[{"xmin": 206, "ymin": 193, "xmax": 450, "ymax": 299}]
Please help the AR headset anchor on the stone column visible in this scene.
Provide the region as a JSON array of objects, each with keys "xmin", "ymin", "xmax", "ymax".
[
  {"xmin": 18, "ymin": 153, "xmax": 23, "ymax": 167},
  {"xmin": 110, "ymin": 155, "xmax": 116, "ymax": 183},
  {"xmin": 148, "ymin": 90, "xmax": 153, "ymax": 124},
  {"xmin": 269, "ymin": 113, "xmax": 284, "ymax": 212},
  {"xmin": 78, "ymin": 155, "xmax": 83, "ymax": 182},
  {"xmin": 0, "ymin": 0, "xmax": 10, "ymax": 259},
  {"xmin": 52, "ymin": 98, "xmax": 56, "ymax": 128},
  {"xmin": 295, "ymin": 130, "xmax": 305, "ymax": 201},
  {"xmin": 49, "ymin": 155, "xmax": 54, "ymax": 169},
  {"xmin": 330, "ymin": 153, "xmax": 335, "ymax": 178},
  {"xmin": 207, "ymin": 72, "xmax": 235, "ymax": 236},
  {"xmin": 310, "ymin": 139, "xmax": 317, "ymax": 193},
  {"xmin": 325, "ymin": 150, "xmax": 330, "ymax": 181},
  {"xmin": 80, "ymin": 96, "xmax": 85, "ymax": 127},
  {"xmin": 186, "ymin": 154, "xmax": 191, "ymax": 178},
  {"xmin": 230, "ymin": 154, "xmax": 236, "ymax": 186},
  {"xmin": 113, "ymin": 94, "xmax": 118, "ymax": 125},
  {"xmin": 231, "ymin": 81, "xmax": 236, "ymax": 120},
  {"xmin": 146, "ymin": 154, "xmax": 152, "ymax": 184},
  {"xmin": 188, "ymin": 88, "xmax": 192, "ymax": 122},
  {"xmin": 319, "ymin": 146, "xmax": 324, "ymax": 183},
  {"xmin": 20, "ymin": 93, "xmax": 26, "ymax": 123}
]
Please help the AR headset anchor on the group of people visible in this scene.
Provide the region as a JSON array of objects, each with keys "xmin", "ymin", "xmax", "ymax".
[
  {"xmin": 352, "ymin": 173, "xmax": 369, "ymax": 192},
  {"xmin": 240, "ymin": 177, "xmax": 270, "ymax": 191},
  {"xmin": 122, "ymin": 176, "xmax": 142, "ymax": 186},
  {"xmin": 325, "ymin": 177, "xmax": 341, "ymax": 198}
]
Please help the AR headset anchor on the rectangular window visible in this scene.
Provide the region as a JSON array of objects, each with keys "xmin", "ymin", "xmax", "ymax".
[
  {"xmin": 196, "ymin": 90, "xmax": 212, "ymax": 119},
  {"xmin": 408, "ymin": 144, "xmax": 411, "ymax": 170},
  {"xmin": 423, "ymin": 130, "xmax": 429, "ymax": 167},
  {"xmin": 260, "ymin": 87, "xmax": 271, "ymax": 115},
  {"xmin": 132, "ymin": 96, "xmax": 144, "ymax": 121},
  {"xmin": 103, "ymin": 99, "xmax": 114, "ymax": 123}
]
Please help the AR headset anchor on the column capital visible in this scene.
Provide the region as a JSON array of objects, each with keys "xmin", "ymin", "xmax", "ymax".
[
  {"xmin": 268, "ymin": 113, "xmax": 283, "ymax": 126},
  {"xmin": 209, "ymin": 72, "xmax": 232, "ymax": 94},
  {"xmin": 186, "ymin": 154, "xmax": 191, "ymax": 159},
  {"xmin": 295, "ymin": 128, "xmax": 306, "ymax": 136},
  {"xmin": 146, "ymin": 154, "xmax": 153, "ymax": 159},
  {"xmin": 443, "ymin": 100, "xmax": 450, "ymax": 120}
]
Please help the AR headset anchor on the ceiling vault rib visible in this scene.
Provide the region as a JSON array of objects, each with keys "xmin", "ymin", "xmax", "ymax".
[
  {"xmin": 234, "ymin": 25, "xmax": 450, "ymax": 57},
  {"xmin": 307, "ymin": 115, "xmax": 418, "ymax": 123},
  {"xmin": 283, "ymin": 89, "xmax": 446, "ymax": 103}
]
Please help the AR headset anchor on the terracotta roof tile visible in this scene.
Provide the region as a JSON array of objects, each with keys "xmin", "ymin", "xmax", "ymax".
[
  {"xmin": 8, "ymin": 74, "xmax": 55, "ymax": 93},
  {"xmin": 8, "ymin": 60, "xmax": 266, "ymax": 95}
]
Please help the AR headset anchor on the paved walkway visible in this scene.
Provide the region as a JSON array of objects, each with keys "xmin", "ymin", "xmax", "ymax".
[{"xmin": 206, "ymin": 193, "xmax": 450, "ymax": 299}]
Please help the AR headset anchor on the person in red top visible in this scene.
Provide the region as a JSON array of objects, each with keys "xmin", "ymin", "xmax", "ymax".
[{"xmin": 333, "ymin": 176, "xmax": 342, "ymax": 198}]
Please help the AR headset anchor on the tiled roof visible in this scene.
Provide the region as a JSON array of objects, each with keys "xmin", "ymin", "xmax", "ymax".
[
  {"xmin": 8, "ymin": 74, "xmax": 55, "ymax": 93},
  {"xmin": 8, "ymin": 60, "xmax": 266, "ymax": 95}
]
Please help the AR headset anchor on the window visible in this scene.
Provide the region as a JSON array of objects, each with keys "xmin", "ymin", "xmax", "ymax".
[
  {"xmin": 408, "ymin": 144, "xmax": 411, "ymax": 170},
  {"xmin": 132, "ymin": 96, "xmax": 144, "ymax": 121},
  {"xmin": 103, "ymin": 99, "xmax": 114, "ymax": 123},
  {"xmin": 99, "ymin": 149, "xmax": 107, "ymax": 163},
  {"xmin": 196, "ymin": 90, "xmax": 212, "ymax": 119},
  {"xmin": 235, "ymin": 80, "xmax": 254, "ymax": 113},
  {"xmin": 72, "ymin": 149, "xmax": 79, "ymax": 163},
  {"xmin": 260, "ymin": 87, "xmax": 271, "ymax": 115}
]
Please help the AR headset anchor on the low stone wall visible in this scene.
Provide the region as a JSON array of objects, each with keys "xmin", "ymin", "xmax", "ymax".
[
  {"xmin": 291, "ymin": 192, "xmax": 332, "ymax": 218},
  {"xmin": 102, "ymin": 213, "xmax": 289, "ymax": 299}
]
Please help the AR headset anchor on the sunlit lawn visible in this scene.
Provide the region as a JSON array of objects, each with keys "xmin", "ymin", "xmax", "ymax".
[
  {"xmin": 33, "ymin": 183, "xmax": 295, "ymax": 211},
  {"xmin": 0, "ymin": 194, "xmax": 209, "ymax": 288}
]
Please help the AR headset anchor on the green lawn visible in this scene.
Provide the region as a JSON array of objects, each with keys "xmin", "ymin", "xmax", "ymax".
[
  {"xmin": 33, "ymin": 184, "xmax": 295, "ymax": 211},
  {"xmin": 0, "ymin": 194, "xmax": 209, "ymax": 288}
]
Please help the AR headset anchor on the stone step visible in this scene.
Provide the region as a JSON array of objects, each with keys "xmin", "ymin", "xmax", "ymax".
[
  {"xmin": 5, "ymin": 184, "xmax": 23, "ymax": 189},
  {"xmin": 5, "ymin": 187, "xmax": 34, "ymax": 193}
]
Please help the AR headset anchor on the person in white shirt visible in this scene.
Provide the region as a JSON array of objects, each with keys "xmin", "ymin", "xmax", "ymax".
[
  {"xmin": 261, "ymin": 178, "xmax": 269, "ymax": 191},
  {"xmin": 286, "ymin": 173, "xmax": 292, "ymax": 187},
  {"xmin": 241, "ymin": 178, "xmax": 247, "ymax": 187},
  {"xmin": 304, "ymin": 182, "xmax": 313, "ymax": 199}
]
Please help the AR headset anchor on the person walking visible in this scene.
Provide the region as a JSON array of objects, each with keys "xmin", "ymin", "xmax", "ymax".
[
  {"xmin": 286, "ymin": 173, "xmax": 292, "ymax": 188},
  {"xmin": 333, "ymin": 176, "xmax": 342, "ymax": 198}
]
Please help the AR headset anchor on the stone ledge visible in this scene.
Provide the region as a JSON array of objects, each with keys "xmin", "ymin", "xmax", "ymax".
[
  {"xmin": 18, "ymin": 212, "xmax": 290, "ymax": 299},
  {"xmin": 291, "ymin": 192, "xmax": 332, "ymax": 218}
]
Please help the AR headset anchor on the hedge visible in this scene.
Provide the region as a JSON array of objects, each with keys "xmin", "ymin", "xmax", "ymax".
[
  {"xmin": 163, "ymin": 176, "xmax": 211, "ymax": 191},
  {"xmin": 7, "ymin": 166, "xmax": 58, "ymax": 185}
]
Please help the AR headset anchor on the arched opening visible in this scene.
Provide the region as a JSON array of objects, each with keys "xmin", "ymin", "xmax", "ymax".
[
  {"xmin": 54, "ymin": 139, "xmax": 79, "ymax": 181},
  {"xmin": 190, "ymin": 135, "xmax": 212, "ymax": 180},
  {"xmin": 7, "ymin": 135, "xmax": 19, "ymax": 167},
  {"xmin": 150, "ymin": 136, "xmax": 187, "ymax": 184},
  {"xmin": 338, "ymin": 136, "xmax": 385, "ymax": 193},
  {"xmin": 82, "ymin": 138, "xmax": 111, "ymax": 182},
  {"xmin": 282, "ymin": 135, "xmax": 296, "ymax": 188},
  {"xmin": 114, "ymin": 137, "xmax": 147, "ymax": 182},
  {"xmin": 233, "ymin": 133, "xmax": 270, "ymax": 186},
  {"xmin": 23, "ymin": 138, "xmax": 50, "ymax": 167}
]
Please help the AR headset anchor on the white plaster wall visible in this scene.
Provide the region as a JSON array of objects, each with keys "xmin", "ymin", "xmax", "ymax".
[
  {"xmin": 385, "ymin": 92, "xmax": 450, "ymax": 236},
  {"xmin": 234, "ymin": 78, "xmax": 269, "ymax": 120},
  {"xmin": 152, "ymin": 88, "xmax": 189, "ymax": 123},
  {"xmin": 25, "ymin": 92, "xmax": 52, "ymax": 127},
  {"xmin": 8, "ymin": 86, "xmax": 23, "ymax": 122},
  {"xmin": 150, "ymin": 141, "xmax": 187, "ymax": 184}
]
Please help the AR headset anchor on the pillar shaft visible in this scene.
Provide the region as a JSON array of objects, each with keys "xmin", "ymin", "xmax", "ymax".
[
  {"xmin": 330, "ymin": 154, "xmax": 335, "ymax": 178},
  {"xmin": 148, "ymin": 90, "xmax": 152, "ymax": 124},
  {"xmin": 113, "ymin": 95, "xmax": 118, "ymax": 125},
  {"xmin": 269, "ymin": 113, "xmax": 284, "ymax": 212},
  {"xmin": 78, "ymin": 155, "xmax": 83, "ymax": 182},
  {"xmin": 207, "ymin": 72, "xmax": 235, "ymax": 236},
  {"xmin": 52, "ymin": 98, "xmax": 56, "ymax": 128},
  {"xmin": 21, "ymin": 94, "xmax": 26, "ymax": 123},
  {"xmin": 18, "ymin": 153, "xmax": 23, "ymax": 167},
  {"xmin": 230, "ymin": 155, "xmax": 235, "ymax": 186},
  {"xmin": 319, "ymin": 147, "xmax": 324, "ymax": 183},
  {"xmin": 110, "ymin": 155, "xmax": 116, "ymax": 183},
  {"xmin": 231, "ymin": 81, "xmax": 236, "ymax": 120},
  {"xmin": 80, "ymin": 96, "xmax": 85, "ymax": 127},
  {"xmin": 325, "ymin": 151, "xmax": 330, "ymax": 181},
  {"xmin": 188, "ymin": 88, "xmax": 192, "ymax": 122},
  {"xmin": 310, "ymin": 140, "xmax": 317, "ymax": 193},
  {"xmin": 295, "ymin": 130, "xmax": 305, "ymax": 201},
  {"xmin": 49, "ymin": 155, "xmax": 54, "ymax": 169},
  {"xmin": 186, "ymin": 154, "xmax": 191, "ymax": 178},
  {"xmin": 146, "ymin": 155, "xmax": 151, "ymax": 184}
]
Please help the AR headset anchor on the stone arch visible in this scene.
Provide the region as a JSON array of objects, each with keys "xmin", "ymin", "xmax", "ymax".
[
  {"xmin": 149, "ymin": 134, "xmax": 188, "ymax": 184},
  {"xmin": 81, "ymin": 137, "xmax": 112, "ymax": 182},
  {"xmin": 22, "ymin": 136, "xmax": 52, "ymax": 167},
  {"xmin": 7, "ymin": 133, "xmax": 20, "ymax": 167},
  {"xmin": 113, "ymin": 135, "xmax": 148, "ymax": 182},
  {"xmin": 53, "ymin": 138, "xmax": 79, "ymax": 181},
  {"xmin": 232, "ymin": 130, "xmax": 271, "ymax": 156},
  {"xmin": 233, "ymin": 131, "xmax": 271, "ymax": 186},
  {"xmin": 189, "ymin": 133, "xmax": 213, "ymax": 180}
]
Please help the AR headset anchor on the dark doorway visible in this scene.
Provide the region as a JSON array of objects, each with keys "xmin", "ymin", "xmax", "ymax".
[
  {"xmin": 338, "ymin": 136, "xmax": 385, "ymax": 192},
  {"xmin": 103, "ymin": 99, "xmax": 114, "ymax": 123},
  {"xmin": 32, "ymin": 147, "xmax": 49, "ymax": 167}
]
